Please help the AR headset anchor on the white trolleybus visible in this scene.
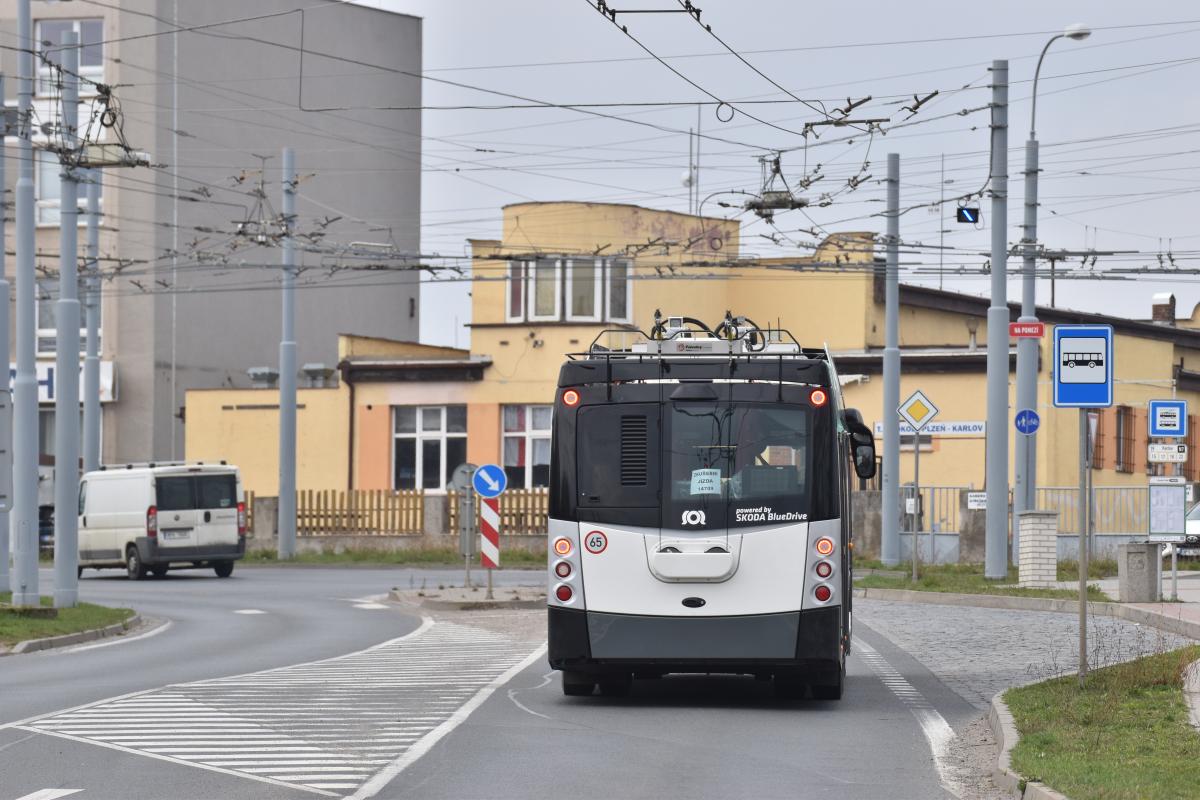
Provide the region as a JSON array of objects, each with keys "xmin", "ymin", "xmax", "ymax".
[{"xmin": 547, "ymin": 313, "xmax": 877, "ymax": 700}]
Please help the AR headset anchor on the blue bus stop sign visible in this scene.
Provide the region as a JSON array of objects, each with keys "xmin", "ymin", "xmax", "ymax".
[
  {"xmin": 1014, "ymin": 408, "xmax": 1040, "ymax": 436},
  {"xmin": 472, "ymin": 464, "xmax": 507, "ymax": 498},
  {"xmin": 1149, "ymin": 399, "xmax": 1188, "ymax": 438},
  {"xmin": 1052, "ymin": 324, "xmax": 1114, "ymax": 408}
]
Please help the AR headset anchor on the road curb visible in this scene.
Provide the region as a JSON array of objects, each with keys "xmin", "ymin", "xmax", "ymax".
[
  {"xmin": 988, "ymin": 692, "xmax": 1070, "ymax": 800},
  {"xmin": 855, "ymin": 587, "xmax": 1200, "ymax": 641},
  {"xmin": 387, "ymin": 589, "xmax": 544, "ymax": 611},
  {"xmin": 4, "ymin": 612, "xmax": 141, "ymax": 656}
]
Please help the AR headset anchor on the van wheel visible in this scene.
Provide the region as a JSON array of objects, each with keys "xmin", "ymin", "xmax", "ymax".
[
  {"xmin": 126, "ymin": 546, "xmax": 148, "ymax": 581},
  {"xmin": 151, "ymin": 564, "xmax": 169, "ymax": 578},
  {"xmin": 213, "ymin": 561, "xmax": 235, "ymax": 578}
]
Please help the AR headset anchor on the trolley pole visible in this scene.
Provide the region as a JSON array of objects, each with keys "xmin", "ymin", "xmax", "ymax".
[
  {"xmin": 11, "ymin": 0, "xmax": 39, "ymax": 608},
  {"xmin": 984, "ymin": 60, "xmax": 1010, "ymax": 580},
  {"xmin": 52, "ymin": 31, "xmax": 81, "ymax": 609},
  {"xmin": 277, "ymin": 147, "xmax": 297, "ymax": 560},
  {"xmin": 882, "ymin": 153, "xmax": 901, "ymax": 567}
]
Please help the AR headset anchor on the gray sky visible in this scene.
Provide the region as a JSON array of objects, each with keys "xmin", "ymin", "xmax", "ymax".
[{"xmin": 363, "ymin": 0, "xmax": 1200, "ymax": 347}]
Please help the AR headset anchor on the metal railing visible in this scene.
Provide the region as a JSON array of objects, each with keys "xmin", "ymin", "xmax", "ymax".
[
  {"xmin": 1036, "ymin": 486, "xmax": 1149, "ymax": 535},
  {"xmin": 902, "ymin": 485, "xmax": 964, "ymax": 533}
]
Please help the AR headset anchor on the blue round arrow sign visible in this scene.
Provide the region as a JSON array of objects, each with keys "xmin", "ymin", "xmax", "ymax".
[
  {"xmin": 1014, "ymin": 408, "xmax": 1041, "ymax": 436},
  {"xmin": 472, "ymin": 464, "xmax": 507, "ymax": 498}
]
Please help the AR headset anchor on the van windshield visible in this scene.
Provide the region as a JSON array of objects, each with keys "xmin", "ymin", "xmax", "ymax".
[{"xmin": 156, "ymin": 475, "xmax": 237, "ymax": 510}]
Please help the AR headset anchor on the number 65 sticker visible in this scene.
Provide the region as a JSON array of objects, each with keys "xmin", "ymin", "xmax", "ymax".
[{"xmin": 584, "ymin": 531, "xmax": 608, "ymax": 554}]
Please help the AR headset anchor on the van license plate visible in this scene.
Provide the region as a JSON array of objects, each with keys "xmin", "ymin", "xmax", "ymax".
[{"xmin": 160, "ymin": 529, "xmax": 191, "ymax": 540}]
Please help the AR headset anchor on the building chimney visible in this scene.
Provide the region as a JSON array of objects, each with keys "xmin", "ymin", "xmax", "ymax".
[
  {"xmin": 1152, "ymin": 292, "xmax": 1176, "ymax": 326},
  {"xmin": 965, "ymin": 316, "xmax": 980, "ymax": 352},
  {"xmin": 247, "ymin": 367, "xmax": 279, "ymax": 388},
  {"xmin": 301, "ymin": 363, "xmax": 335, "ymax": 388}
]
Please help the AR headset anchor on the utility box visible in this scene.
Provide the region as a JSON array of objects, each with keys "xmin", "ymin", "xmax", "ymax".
[{"xmin": 1118, "ymin": 542, "xmax": 1159, "ymax": 603}]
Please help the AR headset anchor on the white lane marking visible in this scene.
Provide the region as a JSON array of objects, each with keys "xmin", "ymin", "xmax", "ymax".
[
  {"xmin": 15, "ymin": 727, "xmax": 336, "ymax": 798},
  {"xmin": 59, "ymin": 619, "xmax": 172, "ymax": 654},
  {"xmin": 506, "ymin": 671, "xmax": 556, "ymax": 721},
  {"xmin": 855, "ymin": 640, "xmax": 962, "ymax": 799},
  {"xmin": 234, "ymin": 609, "xmax": 267, "ymax": 615},
  {"xmin": 347, "ymin": 642, "xmax": 549, "ymax": 800},
  {"xmin": 14, "ymin": 790, "xmax": 83, "ymax": 800},
  {"xmin": 353, "ymin": 603, "xmax": 388, "ymax": 610}
]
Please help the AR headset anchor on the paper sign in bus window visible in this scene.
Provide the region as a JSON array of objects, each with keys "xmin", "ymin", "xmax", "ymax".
[
  {"xmin": 1059, "ymin": 337, "xmax": 1108, "ymax": 383},
  {"xmin": 690, "ymin": 468, "xmax": 722, "ymax": 495}
]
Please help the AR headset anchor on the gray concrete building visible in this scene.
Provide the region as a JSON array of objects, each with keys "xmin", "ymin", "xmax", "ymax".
[{"xmin": 0, "ymin": 0, "xmax": 422, "ymax": 465}]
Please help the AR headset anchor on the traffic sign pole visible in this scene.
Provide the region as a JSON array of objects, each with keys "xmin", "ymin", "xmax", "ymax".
[{"xmin": 1077, "ymin": 409, "xmax": 1089, "ymax": 686}]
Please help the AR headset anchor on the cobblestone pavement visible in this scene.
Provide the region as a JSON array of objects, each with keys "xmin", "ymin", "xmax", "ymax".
[{"xmin": 856, "ymin": 598, "xmax": 1192, "ymax": 710}]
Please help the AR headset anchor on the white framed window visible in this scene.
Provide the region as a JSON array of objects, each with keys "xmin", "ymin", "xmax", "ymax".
[
  {"xmin": 528, "ymin": 257, "xmax": 561, "ymax": 322},
  {"xmin": 505, "ymin": 260, "xmax": 526, "ymax": 322},
  {"xmin": 503, "ymin": 404, "xmax": 552, "ymax": 489},
  {"xmin": 36, "ymin": 19, "xmax": 104, "ymax": 97},
  {"xmin": 605, "ymin": 258, "xmax": 633, "ymax": 323},
  {"xmin": 566, "ymin": 258, "xmax": 602, "ymax": 322},
  {"xmin": 392, "ymin": 405, "xmax": 467, "ymax": 491}
]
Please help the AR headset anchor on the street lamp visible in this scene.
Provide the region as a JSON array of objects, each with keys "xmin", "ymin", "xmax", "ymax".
[{"xmin": 1013, "ymin": 23, "xmax": 1091, "ymax": 555}]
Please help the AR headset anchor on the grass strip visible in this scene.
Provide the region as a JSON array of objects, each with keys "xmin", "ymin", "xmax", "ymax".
[
  {"xmin": 243, "ymin": 546, "xmax": 546, "ymax": 568},
  {"xmin": 1005, "ymin": 645, "xmax": 1200, "ymax": 800},
  {"xmin": 855, "ymin": 563, "xmax": 1109, "ymax": 600},
  {"xmin": 0, "ymin": 593, "xmax": 134, "ymax": 647}
]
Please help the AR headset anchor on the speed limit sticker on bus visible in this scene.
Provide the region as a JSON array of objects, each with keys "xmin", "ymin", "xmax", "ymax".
[{"xmin": 584, "ymin": 531, "xmax": 608, "ymax": 554}]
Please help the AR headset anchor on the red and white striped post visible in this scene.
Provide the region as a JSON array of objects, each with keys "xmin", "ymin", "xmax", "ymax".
[{"xmin": 480, "ymin": 496, "xmax": 500, "ymax": 599}]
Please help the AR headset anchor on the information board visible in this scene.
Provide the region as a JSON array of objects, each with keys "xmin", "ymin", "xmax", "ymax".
[{"xmin": 1149, "ymin": 476, "xmax": 1187, "ymax": 544}]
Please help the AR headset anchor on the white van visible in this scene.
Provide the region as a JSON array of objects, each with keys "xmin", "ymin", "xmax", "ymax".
[{"xmin": 78, "ymin": 463, "xmax": 246, "ymax": 580}]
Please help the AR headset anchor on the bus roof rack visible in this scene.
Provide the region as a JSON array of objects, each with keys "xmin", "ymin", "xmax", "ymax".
[{"xmin": 96, "ymin": 460, "xmax": 230, "ymax": 471}]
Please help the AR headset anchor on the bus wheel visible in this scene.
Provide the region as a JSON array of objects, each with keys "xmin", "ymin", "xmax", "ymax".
[
  {"xmin": 562, "ymin": 671, "xmax": 596, "ymax": 697},
  {"xmin": 811, "ymin": 662, "xmax": 845, "ymax": 701},
  {"xmin": 598, "ymin": 673, "xmax": 632, "ymax": 697}
]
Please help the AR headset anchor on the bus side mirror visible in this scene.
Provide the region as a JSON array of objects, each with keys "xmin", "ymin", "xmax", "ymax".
[{"xmin": 842, "ymin": 408, "xmax": 877, "ymax": 480}]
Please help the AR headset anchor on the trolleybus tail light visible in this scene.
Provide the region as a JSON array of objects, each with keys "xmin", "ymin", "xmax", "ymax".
[
  {"xmin": 554, "ymin": 537, "xmax": 573, "ymax": 556},
  {"xmin": 809, "ymin": 388, "xmax": 828, "ymax": 407},
  {"xmin": 554, "ymin": 561, "xmax": 572, "ymax": 578},
  {"xmin": 814, "ymin": 584, "xmax": 832, "ymax": 603},
  {"xmin": 815, "ymin": 560, "xmax": 833, "ymax": 579},
  {"xmin": 555, "ymin": 584, "xmax": 574, "ymax": 602},
  {"xmin": 562, "ymin": 389, "xmax": 580, "ymax": 407},
  {"xmin": 814, "ymin": 537, "xmax": 835, "ymax": 556}
]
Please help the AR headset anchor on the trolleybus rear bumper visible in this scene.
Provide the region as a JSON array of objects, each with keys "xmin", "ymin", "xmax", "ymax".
[{"xmin": 548, "ymin": 605, "xmax": 841, "ymax": 676}]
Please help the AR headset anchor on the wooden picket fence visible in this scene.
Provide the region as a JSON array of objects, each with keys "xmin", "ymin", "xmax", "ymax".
[
  {"xmin": 296, "ymin": 489, "xmax": 424, "ymax": 535},
  {"xmin": 448, "ymin": 488, "xmax": 549, "ymax": 536}
]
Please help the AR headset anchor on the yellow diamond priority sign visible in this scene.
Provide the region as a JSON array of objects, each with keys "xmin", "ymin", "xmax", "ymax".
[{"xmin": 898, "ymin": 389, "xmax": 939, "ymax": 432}]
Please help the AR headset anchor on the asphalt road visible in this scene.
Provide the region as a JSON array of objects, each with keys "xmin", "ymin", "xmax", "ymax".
[{"xmin": 1, "ymin": 566, "xmax": 987, "ymax": 800}]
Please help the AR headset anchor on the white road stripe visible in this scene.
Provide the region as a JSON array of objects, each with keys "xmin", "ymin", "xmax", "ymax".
[
  {"xmin": 58, "ymin": 619, "xmax": 172, "ymax": 654},
  {"xmin": 14, "ymin": 790, "xmax": 83, "ymax": 800},
  {"xmin": 233, "ymin": 609, "xmax": 267, "ymax": 615}
]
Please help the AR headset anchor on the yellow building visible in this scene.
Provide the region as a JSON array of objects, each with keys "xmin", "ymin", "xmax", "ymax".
[{"xmin": 186, "ymin": 201, "xmax": 1200, "ymax": 500}]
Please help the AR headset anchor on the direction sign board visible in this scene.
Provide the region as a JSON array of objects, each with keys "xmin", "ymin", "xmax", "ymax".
[
  {"xmin": 1009, "ymin": 322, "xmax": 1045, "ymax": 338},
  {"xmin": 1148, "ymin": 443, "xmax": 1188, "ymax": 463},
  {"xmin": 1053, "ymin": 324, "xmax": 1114, "ymax": 408},
  {"xmin": 898, "ymin": 390, "xmax": 939, "ymax": 432},
  {"xmin": 472, "ymin": 464, "xmax": 508, "ymax": 498},
  {"xmin": 1150, "ymin": 475, "xmax": 1187, "ymax": 543},
  {"xmin": 1149, "ymin": 399, "xmax": 1188, "ymax": 438},
  {"xmin": 1014, "ymin": 408, "xmax": 1040, "ymax": 436}
]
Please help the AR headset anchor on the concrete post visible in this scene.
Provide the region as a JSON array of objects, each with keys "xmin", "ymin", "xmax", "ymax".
[
  {"xmin": 984, "ymin": 60, "xmax": 1010, "ymax": 580},
  {"xmin": 53, "ymin": 31, "xmax": 81, "ymax": 608},
  {"xmin": 881, "ymin": 153, "xmax": 901, "ymax": 566},
  {"xmin": 83, "ymin": 171, "xmax": 100, "ymax": 473},
  {"xmin": 0, "ymin": 73, "xmax": 9, "ymax": 595},
  {"xmin": 277, "ymin": 147, "xmax": 297, "ymax": 559},
  {"xmin": 11, "ymin": 0, "xmax": 38, "ymax": 607}
]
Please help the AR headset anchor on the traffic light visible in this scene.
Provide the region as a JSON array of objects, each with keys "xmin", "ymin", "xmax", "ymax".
[{"xmin": 956, "ymin": 207, "xmax": 980, "ymax": 224}]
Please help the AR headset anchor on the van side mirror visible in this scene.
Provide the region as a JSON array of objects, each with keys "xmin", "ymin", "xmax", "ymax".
[{"xmin": 842, "ymin": 408, "xmax": 877, "ymax": 480}]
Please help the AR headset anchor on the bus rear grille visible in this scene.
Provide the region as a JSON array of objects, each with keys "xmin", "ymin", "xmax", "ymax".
[{"xmin": 620, "ymin": 415, "xmax": 648, "ymax": 485}]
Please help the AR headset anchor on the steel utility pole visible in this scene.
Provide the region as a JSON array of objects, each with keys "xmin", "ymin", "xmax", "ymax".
[
  {"xmin": 984, "ymin": 60, "xmax": 1010, "ymax": 581},
  {"xmin": 83, "ymin": 171, "xmax": 100, "ymax": 473},
  {"xmin": 11, "ymin": 0, "xmax": 39, "ymax": 608},
  {"xmin": 0, "ymin": 73, "xmax": 9, "ymax": 595},
  {"xmin": 277, "ymin": 147, "xmax": 297, "ymax": 560},
  {"xmin": 1014, "ymin": 26, "xmax": 1092, "ymax": 558},
  {"xmin": 53, "ymin": 31, "xmax": 82, "ymax": 608},
  {"xmin": 882, "ymin": 153, "xmax": 901, "ymax": 566}
]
